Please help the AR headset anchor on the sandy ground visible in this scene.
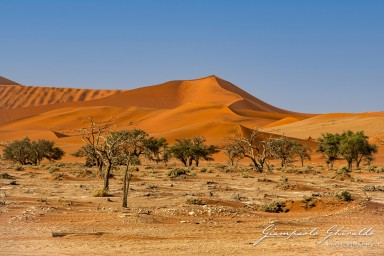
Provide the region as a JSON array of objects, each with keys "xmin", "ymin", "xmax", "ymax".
[
  {"xmin": 1, "ymin": 160, "xmax": 383, "ymax": 256},
  {"xmin": 1, "ymin": 75, "xmax": 383, "ymax": 255}
]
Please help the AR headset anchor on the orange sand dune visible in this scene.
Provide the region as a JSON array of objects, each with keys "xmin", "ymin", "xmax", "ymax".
[
  {"xmin": 6, "ymin": 75, "xmax": 380, "ymax": 158},
  {"xmin": 262, "ymin": 112, "xmax": 384, "ymax": 140},
  {"xmin": 0, "ymin": 84, "xmax": 122, "ymax": 109},
  {"xmin": 240, "ymin": 125, "xmax": 318, "ymax": 150},
  {"xmin": 263, "ymin": 117, "xmax": 301, "ymax": 128},
  {"xmin": 0, "ymin": 75, "xmax": 306, "ymax": 130}
]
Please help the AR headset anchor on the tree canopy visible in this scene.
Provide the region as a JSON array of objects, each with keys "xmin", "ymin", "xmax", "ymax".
[
  {"xmin": 168, "ymin": 136, "xmax": 217, "ymax": 167},
  {"xmin": 3, "ymin": 137, "xmax": 64, "ymax": 165},
  {"xmin": 318, "ymin": 130, "xmax": 377, "ymax": 171}
]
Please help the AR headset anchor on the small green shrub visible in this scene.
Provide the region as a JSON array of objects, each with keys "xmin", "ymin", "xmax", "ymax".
[
  {"xmin": 215, "ymin": 164, "xmax": 234, "ymax": 173},
  {"xmin": 93, "ymin": 188, "xmax": 109, "ymax": 197},
  {"xmin": 333, "ymin": 168, "xmax": 351, "ymax": 180},
  {"xmin": 369, "ymin": 167, "xmax": 384, "ymax": 173},
  {"xmin": 301, "ymin": 195, "xmax": 316, "ymax": 209},
  {"xmin": 362, "ymin": 185, "xmax": 384, "ymax": 192},
  {"xmin": 354, "ymin": 177, "xmax": 363, "ymax": 182},
  {"xmin": 259, "ymin": 201, "xmax": 288, "ymax": 213},
  {"xmin": 200, "ymin": 168, "xmax": 207, "ymax": 173},
  {"xmin": 37, "ymin": 198, "xmax": 47, "ymax": 203},
  {"xmin": 147, "ymin": 184, "xmax": 159, "ymax": 189},
  {"xmin": 14, "ymin": 165, "xmax": 25, "ymax": 171},
  {"xmin": 53, "ymin": 173, "xmax": 67, "ymax": 180},
  {"xmin": 167, "ymin": 168, "xmax": 188, "ymax": 178},
  {"xmin": 185, "ymin": 197, "xmax": 204, "ymax": 205},
  {"xmin": 232, "ymin": 194, "xmax": 247, "ymax": 201},
  {"xmin": 280, "ymin": 176, "xmax": 288, "ymax": 182},
  {"xmin": 335, "ymin": 190, "xmax": 353, "ymax": 201},
  {"xmin": 257, "ymin": 177, "xmax": 272, "ymax": 182}
]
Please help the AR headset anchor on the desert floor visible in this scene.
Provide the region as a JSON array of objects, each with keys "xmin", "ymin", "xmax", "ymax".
[{"xmin": 1, "ymin": 161, "xmax": 383, "ymax": 256}]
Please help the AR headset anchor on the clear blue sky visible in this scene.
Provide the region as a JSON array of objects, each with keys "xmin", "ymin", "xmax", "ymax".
[{"xmin": 1, "ymin": 0, "xmax": 383, "ymax": 113}]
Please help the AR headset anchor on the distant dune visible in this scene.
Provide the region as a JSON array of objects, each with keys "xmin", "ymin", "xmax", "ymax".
[
  {"xmin": 0, "ymin": 84, "xmax": 122, "ymax": 109},
  {"xmin": 0, "ymin": 76, "xmax": 19, "ymax": 85},
  {"xmin": 262, "ymin": 112, "xmax": 384, "ymax": 140},
  {"xmin": 0, "ymin": 75, "xmax": 383, "ymax": 158}
]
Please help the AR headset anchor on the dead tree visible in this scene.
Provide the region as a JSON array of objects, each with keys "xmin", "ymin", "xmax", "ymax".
[
  {"xmin": 224, "ymin": 128, "xmax": 270, "ymax": 172},
  {"xmin": 80, "ymin": 117, "xmax": 121, "ymax": 190}
]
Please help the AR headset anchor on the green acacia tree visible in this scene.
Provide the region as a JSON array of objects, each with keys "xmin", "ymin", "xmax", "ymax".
[
  {"xmin": 318, "ymin": 131, "xmax": 377, "ymax": 171},
  {"xmin": 268, "ymin": 136, "xmax": 300, "ymax": 167},
  {"xmin": 144, "ymin": 137, "xmax": 169, "ymax": 165},
  {"xmin": 317, "ymin": 133, "xmax": 342, "ymax": 170},
  {"xmin": 169, "ymin": 136, "xmax": 217, "ymax": 167},
  {"xmin": 3, "ymin": 137, "xmax": 64, "ymax": 165},
  {"xmin": 294, "ymin": 144, "xmax": 311, "ymax": 167},
  {"xmin": 3, "ymin": 138, "xmax": 33, "ymax": 165},
  {"xmin": 339, "ymin": 130, "xmax": 377, "ymax": 171},
  {"xmin": 30, "ymin": 139, "xmax": 65, "ymax": 165}
]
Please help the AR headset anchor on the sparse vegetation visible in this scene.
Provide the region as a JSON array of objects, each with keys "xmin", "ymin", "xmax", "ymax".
[
  {"xmin": 185, "ymin": 197, "xmax": 204, "ymax": 205},
  {"xmin": 268, "ymin": 136, "xmax": 301, "ymax": 168},
  {"xmin": 232, "ymin": 194, "xmax": 247, "ymax": 201},
  {"xmin": 301, "ymin": 195, "xmax": 316, "ymax": 209},
  {"xmin": 37, "ymin": 197, "xmax": 48, "ymax": 203},
  {"xmin": 168, "ymin": 136, "xmax": 217, "ymax": 167},
  {"xmin": 93, "ymin": 188, "xmax": 110, "ymax": 197},
  {"xmin": 276, "ymin": 176, "xmax": 294, "ymax": 190},
  {"xmin": 318, "ymin": 131, "xmax": 377, "ymax": 171},
  {"xmin": 257, "ymin": 177, "xmax": 272, "ymax": 182},
  {"xmin": 14, "ymin": 165, "xmax": 25, "ymax": 171},
  {"xmin": 0, "ymin": 172, "xmax": 14, "ymax": 179},
  {"xmin": 259, "ymin": 201, "xmax": 289, "ymax": 213},
  {"xmin": 3, "ymin": 137, "xmax": 64, "ymax": 165},
  {"xmin": 223, "ymin": 129, "xmax": 271, "ymax": 172},
  {"xmin": 167, "ymin": 168, "xmax": 188, "ymax": 178},
  {"xmin": 362, "ymin": 185, "xmax": 384, "ymax": 192},
  {"xmin": 335, "ymin": 190, "xmax": 353, "ymax": 201}
]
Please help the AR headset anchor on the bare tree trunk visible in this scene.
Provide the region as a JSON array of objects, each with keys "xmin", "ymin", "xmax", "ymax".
[
  {"xmin": 188, "ymin": 158, "xmax": 193, "ymax": 166},
  {"xmin": 97, "ymin": 162, "xmax": 103, "ymax": 178},
  {"xmin": 122, "ymin": 163, "xmax": 133, "ymax": 208},
  {"xmin": 103, "ymin": 161, "xmax": 112, "ymax": 190},
  {"xmin": 348, "ymin": 160, "xmax": 353, "ymax": 172}
]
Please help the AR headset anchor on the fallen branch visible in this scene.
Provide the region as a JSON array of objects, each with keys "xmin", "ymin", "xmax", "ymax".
[{"xmin": 52, "ymin": 232, "xmax": 105, "ymax": 237}]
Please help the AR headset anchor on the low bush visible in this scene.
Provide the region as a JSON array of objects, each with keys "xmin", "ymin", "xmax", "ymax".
[
  {"xmin": 167, "ymin": 168, "xmax": 188, "ymax": 178},
  {"xmin": 14, "ymin": 165, "xmax": 25, "ymax": 171},
  {"xmin": 0, "ymin": 172, "xmax": 14, "ymax": 179},
  {"xmin": 185, "ymin": 197, "xmax": 204, "ymax": 205},
  {"xmin": 362, "ymin": 185, "xmax": 384, "ymax": 192},
  {"xmin": 301, "ymin": 195, "xmax": 316, "ymax": 209},
  {"xmin": 259, "ymin": 201, "xmax": 289, "ymax": 213},
  {"xmin": 257, "ymin": 177, "xmax": 272, "ymax": 182},
  {"xmin": 93, "ymin": 188, "xmax": 110, "ymax": 197},
  {"xmin": 335, "ymin": 190, "xmax": 353, "ymax": 201}
]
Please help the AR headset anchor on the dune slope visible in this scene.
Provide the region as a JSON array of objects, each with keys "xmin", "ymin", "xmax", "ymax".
[
  {"xmin": 8, "ymin": 75, "xmax": 378, "ymax": 157},
  {"xmin": 0, "ymin": 76, "xmax": 19, "ymax": 85}
]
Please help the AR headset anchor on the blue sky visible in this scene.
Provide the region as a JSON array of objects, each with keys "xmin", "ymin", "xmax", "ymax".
[{"xmin": 1, "ymin": 0, "xmax": 383, "ymax": 113}]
